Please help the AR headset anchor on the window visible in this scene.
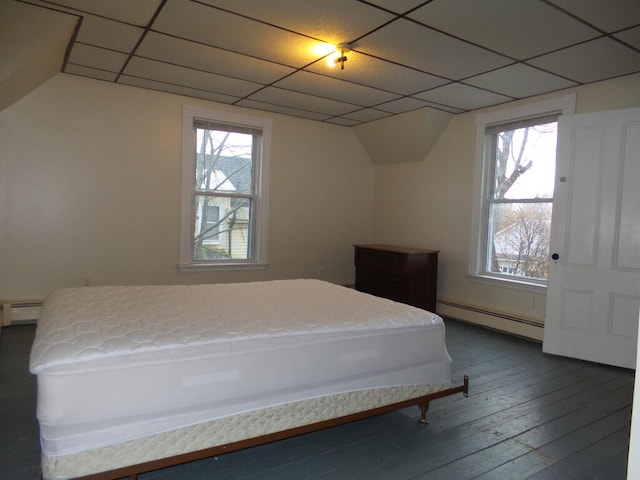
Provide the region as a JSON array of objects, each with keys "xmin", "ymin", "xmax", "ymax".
[
  {"xmin": 486, "ymin": 116, "xmax": 558, "ymax": 281},
  {"xmin": 470, "ymin": 95, "xmax": 575, "ymax": 288},
  {"xmin": 179, "ymin": 105, "xmax": 271, "ymax": 270},
  {"xmin": 202, "ymin": 204, "xmax": 220, "ymax": 244}
]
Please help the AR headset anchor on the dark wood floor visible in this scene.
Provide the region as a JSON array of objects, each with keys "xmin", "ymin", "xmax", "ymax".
[{"xmin": 0, "ymin": 319, "xmax": 633, "ymax": 480}]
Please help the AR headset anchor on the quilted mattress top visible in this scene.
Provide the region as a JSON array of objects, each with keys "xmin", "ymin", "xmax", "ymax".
[{"xmin": 30, "ymin": 279, "xmax": 442, "ymax": 374}]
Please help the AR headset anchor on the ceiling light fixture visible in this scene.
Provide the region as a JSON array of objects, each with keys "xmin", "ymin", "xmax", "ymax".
[{"xmin": 328, "ymin": 43, "xmax": 351, "ymax": 70}]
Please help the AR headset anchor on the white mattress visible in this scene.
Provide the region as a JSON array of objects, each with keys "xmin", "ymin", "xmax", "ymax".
[{"xmin": 30, "ymin": 279, "xmax": 452, "ymax": 457}]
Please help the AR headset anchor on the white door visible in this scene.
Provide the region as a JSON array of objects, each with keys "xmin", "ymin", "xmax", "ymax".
[
  {"xmin": 543, "ymin": 107, "xmax": 640, "ymax": 369},
  {"xmin": 628, "ymin": 310, "xmax": 640, "ymax": 478}
]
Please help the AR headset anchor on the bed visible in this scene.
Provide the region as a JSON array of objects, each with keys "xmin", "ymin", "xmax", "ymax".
[{"xmin": 30, "ymin": 279, "xmax": 468, "ymax": 480}]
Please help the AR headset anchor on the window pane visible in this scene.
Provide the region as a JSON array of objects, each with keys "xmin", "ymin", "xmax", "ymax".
[
  {"xmin": 195, "ymin": 128, "xmax": 253, "ymax": 195},
  {"xmin": 493, "ymin": 121, "xmax": 557, "ymax": 200},
  {"xmin": 487, "ymin": 202, "xmax": 552, "ymax": 280},
  {"xmin": 193, "ymin": 195, "xmax": 251, "ymax": 261}
]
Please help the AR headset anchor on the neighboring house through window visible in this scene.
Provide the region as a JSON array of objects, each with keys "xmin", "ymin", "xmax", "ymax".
[
  {"xmin": 470, "ymin": 95, "xmax": 575, "ymax": 288},
  {"xmin": 179, "ymin": 105, "xmax": 271, "ymax": 270},
  {"xmin": 202, "ymin": 204, "xmax": 221, "ymax": 244}
]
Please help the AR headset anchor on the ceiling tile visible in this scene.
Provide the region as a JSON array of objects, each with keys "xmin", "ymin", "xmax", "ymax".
[
  {"xmin": 123, "ymin": 57, "xmax": 263, "ymax": 97},
  {"xmin": 75, "ymin": 15, "xmax": 144, "ymax": 52},
  {"xmin": 119, "ymin": 76, "xmax": 240, "ymax": 104},
  {"xmin": 67, "ymin": 43, "xmax": 129, "ymax": 72},
  {"xmin": 376, "ymin": 97, "xmax": 436, "ymax": 114},
  {"xmin": 153, "ymin": 0, "xmax": 331, "ymax": 68},
  {"xmin": 359, "ymin": 18, "xmax": 512, "ymax": 80},
  {"xmin": 53, "ymin": 0, "xmax": 162, "ymax": 25},
  {"xmin": 364, "ymin": 0, "xmax": 428, "ymax": 14},
  {"xmin": 409, "ymin": 0, "xmax": 601, "ymax": 60},
  {"xmin": 421, "ymin": 103, "xmax": 465, "ymax": 114},
  {"xmin": 273, "ymin": 71, "xmax": 400, "ymax": 106},
  {"xmin": 197, "ymin": 0, "xmax": 394, "ymax": 44},
  {"xmin": 235, "ymin": 99, "xmax": 331, "ymax": 121},
  {"xmin": 342, "ymin": 108, "xmax": 393, "ymax": 122},
  {"xmin": 547, "ymin": 0, "xmax": 640, "ymax": 32},
  {"xmin": 65, "ymin": 65, "xmax": 119, "ymax": 82},
  {"xmin": 136, "ymin": 32, "xmax": 296, "ymax": 85},
  {"xmin": 464, "ymin": 63, "xmax": 578, "ymax": 98},
  {"xmin": 413, "ymin": 83, "xmax": 512, "ymax": 111},
  {"xmin": 306, "ymin": 50, "xmax": 449, "ymax": 95},
  {"xmin": 324, "ymin": 117, "xmax": 362, "ymax": 126},
  {"xmin": 527, "ymin": 37, "xmax": 640, "ymax": 83},
  {"xmin": 247, "ymin": 87, "xmax": 359, "ymax": 116},
  {"xmin": 615, "ymin": 26, "xmax": 640, "ymax": 50},
  {"xmin": 24, "ymin": 2, "xmax": 144, "ymax": 52},
  {"xmin": 377, "ymin": 96, "xmax": 464, "ymax": 114}
]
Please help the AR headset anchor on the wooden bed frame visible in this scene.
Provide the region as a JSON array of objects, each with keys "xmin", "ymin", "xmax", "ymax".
[{"xmin": 70, "ymin": 376, "xmax": 469, "ymax": 480}]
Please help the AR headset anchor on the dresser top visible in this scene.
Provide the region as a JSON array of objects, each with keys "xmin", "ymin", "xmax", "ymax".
[{"xmin": 354, "ymin": 244, "xmax": 439, "ymax": 255}]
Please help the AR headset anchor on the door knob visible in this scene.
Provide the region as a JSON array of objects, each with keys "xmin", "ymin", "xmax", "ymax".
[{"xmin": 551, "ymin": 253, "xmax": 559, "ymax": 261}]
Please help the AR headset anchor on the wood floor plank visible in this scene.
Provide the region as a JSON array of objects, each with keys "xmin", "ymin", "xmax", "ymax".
[
  {"xmin": 525, "ymin": 426, "xmax": 631, "ymax": 480},
  {"xmin": 0, "ymin": 324, "xmax": 40, "ymax": 480},
  {"xmin": 477, "ymin": 407, "xmax": 632, "ymax": 479},
  {"xmin": 425, "ymin": 365, "xmax": 624, "ymax": 436},
  {"xmin": 430, "ymin": 392, "xmax": 632, "ymax": 479}
]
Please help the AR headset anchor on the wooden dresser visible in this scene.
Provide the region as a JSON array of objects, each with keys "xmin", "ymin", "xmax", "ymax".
[{"xmin": 354, "ymin": 244, "xmax": 439, "ymax": 312}]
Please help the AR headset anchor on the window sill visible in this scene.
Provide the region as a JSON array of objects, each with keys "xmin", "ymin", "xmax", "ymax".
[
  {"xmin": 177, "ymin": 262, "xmax": 269, "ymax": 272},
  {"xmin": 467, "ymin": 273, "xmax": 547, "ymax": 294}
]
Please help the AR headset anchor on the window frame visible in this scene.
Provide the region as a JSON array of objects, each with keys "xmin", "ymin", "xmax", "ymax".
[
  {"xmin": 469, "ymin": 94, "xmax": 576, "ymax": 290},
  {"xmin": 178, "ymin": 105, "xmax": 271, "ymax": 271}
]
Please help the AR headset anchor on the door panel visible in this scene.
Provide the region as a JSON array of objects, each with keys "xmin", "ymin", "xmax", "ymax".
[
  {"xmin": 565, "ymin": 126, "xmax": 602, "ymax": 265},
  {"xmin": 559, "ymin": 289, "xmax": 592, "ymax": 333},
  {"xmin": 543, "ymin": 107, "xmax": 640, "ymax": 369},
  {"xmin": 617, "ymin": 122, "xmax": 640, "ymax": 269}
]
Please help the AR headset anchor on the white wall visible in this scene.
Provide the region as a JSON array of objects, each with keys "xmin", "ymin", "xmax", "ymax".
[
  {"xmin": 2, "ymin": 71, "xmax": 639, "ymax": 323},
  {"xmin": 0, "ymin": 74, "xmax": 374, "ymax": 300},
  {"xmin": 370, "ymin": 74, "xmax": 640, "ymax": 338}
]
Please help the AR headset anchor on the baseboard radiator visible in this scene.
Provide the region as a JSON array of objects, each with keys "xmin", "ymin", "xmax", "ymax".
[
  {"xmin": 437, "ymin": 298, "xmax": 544, "ymax": 342},
  {"xmin": 1, "ymin": 300, "xmax": 43, "ymax": 327}
]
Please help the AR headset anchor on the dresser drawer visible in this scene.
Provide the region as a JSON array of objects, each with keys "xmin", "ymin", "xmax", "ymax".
[
  {"xmin": 356, "ymin": 282, "xmax": 409, "ymax": 303},
  {"xmin": 354, "ymin": 248, "xmax": 407, "ymax": 272},
  {"xmin": 356, "ymin": 267, "xmax": 407, "ymax": 289},
  {"xmin": 355, "ymin": 267, "xmax": 409, "ymax": 303}
]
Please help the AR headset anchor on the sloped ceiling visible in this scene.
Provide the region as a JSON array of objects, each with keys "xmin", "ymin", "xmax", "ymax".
[
  {"xmin": 0, "ymin": 1, "xmax": 77, "ymax": 111},
  {"xmin": 353, "ymin": 107, "xmax": 453, "ymax": 165}
]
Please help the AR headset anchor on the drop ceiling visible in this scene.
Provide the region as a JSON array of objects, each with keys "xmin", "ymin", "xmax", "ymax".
[{"xmin": 15, "ymin": 0, "xmax": 640, "ymax": 125}]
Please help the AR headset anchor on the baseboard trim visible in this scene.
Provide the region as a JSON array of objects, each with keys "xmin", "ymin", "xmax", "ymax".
[
  {"xmin": 437, "ymin": 299, "xmax": 544, "ymax": 342},
  {"xmin": 1, "ymin": 300, "xmax": 43, "ymax": 327}
]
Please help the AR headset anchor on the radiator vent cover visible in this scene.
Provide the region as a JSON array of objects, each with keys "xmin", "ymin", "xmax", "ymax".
[{"xmin": 1, "ymin": 301, "xmax": 43, "ymax": 326}]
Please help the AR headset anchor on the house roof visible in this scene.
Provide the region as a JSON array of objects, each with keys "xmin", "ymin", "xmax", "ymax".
[
  {"xmin": 4, "ymin": 0, "xmax": 640, "ymax": 124},
  {"xmin": 198, "ymin": 154, "xmax": 252, "ymax": 194}
]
